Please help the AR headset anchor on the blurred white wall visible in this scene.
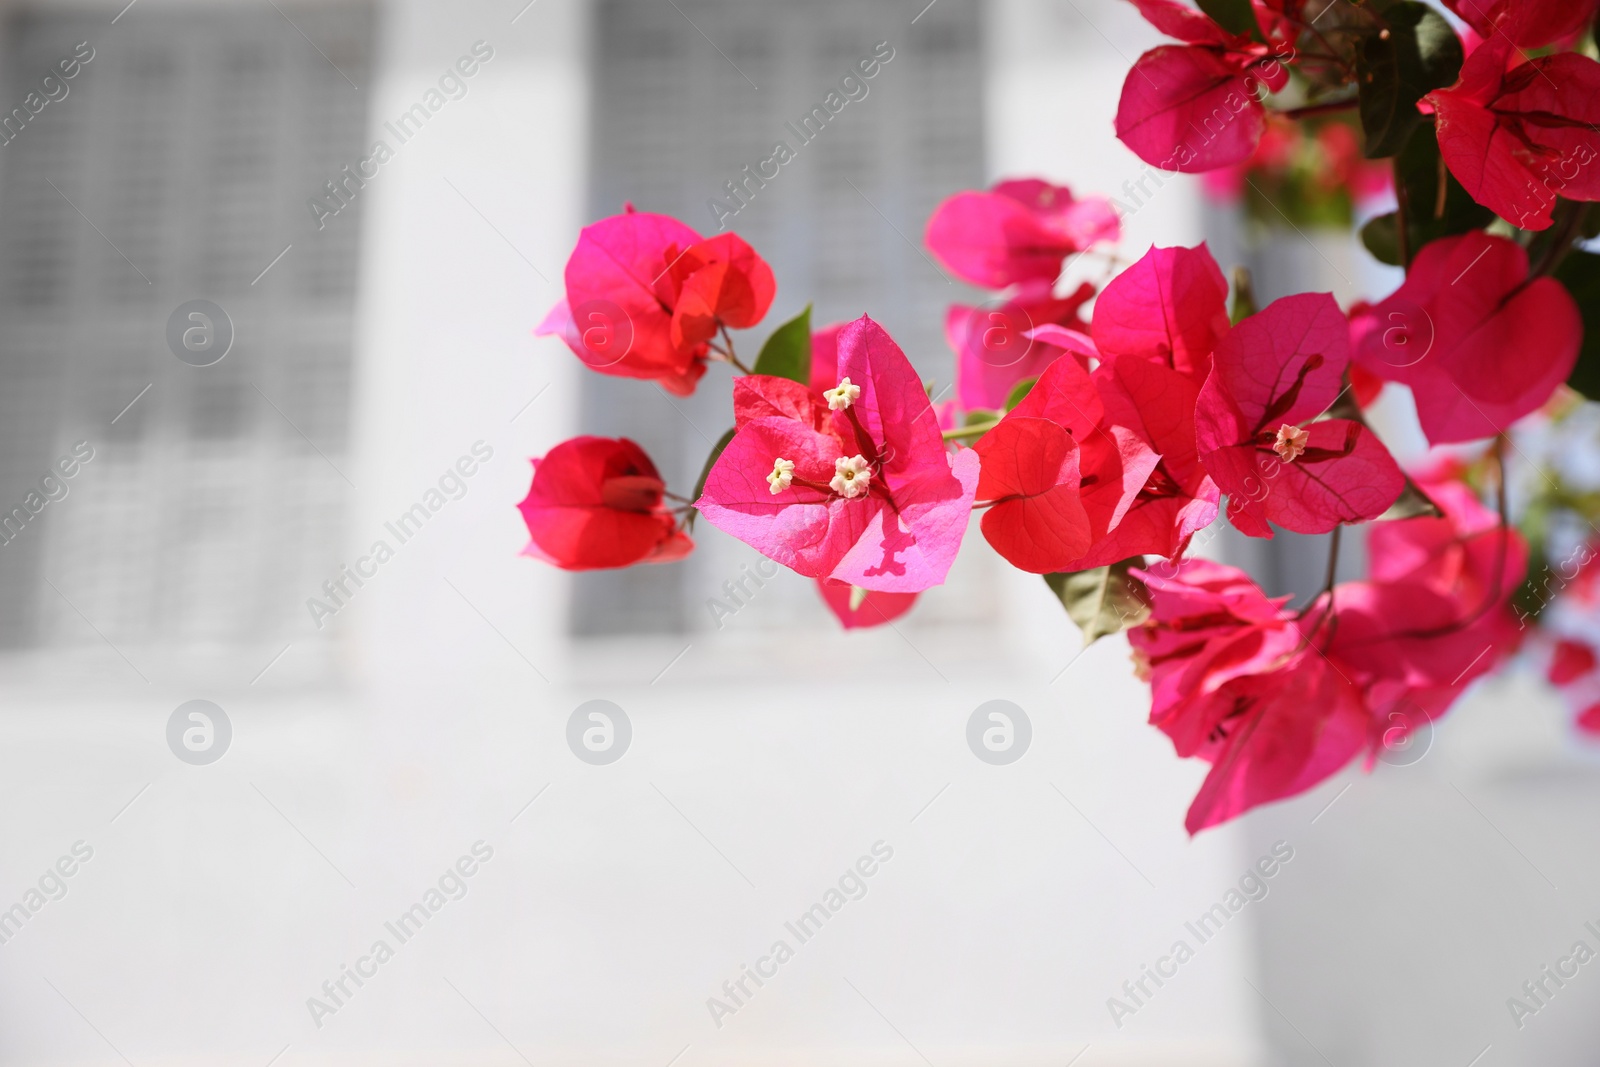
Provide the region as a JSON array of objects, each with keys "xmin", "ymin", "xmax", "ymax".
[{"xmin": 12, "ymin": 2, "xmax": 1595, "ymax": 1066}]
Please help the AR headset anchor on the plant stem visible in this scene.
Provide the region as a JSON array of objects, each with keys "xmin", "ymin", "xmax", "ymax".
[
  {"xmin": 717, "ymin": 324, "xmax": 753, "ymax": 374},
  {"xmin": 1321, "ymin": 524, "xmax": 1343, "ymax": 602},
  {"xmin": 943, "ymin": 420, "xmax": 1000, "ymax": 441},
  {"xmin": 1531, "ymin": 201, "xmax": 1586, "ymax": 279},
  {"xmin": 1394, "ymin": 156, "xmax": 1413, "ymax": 269}
]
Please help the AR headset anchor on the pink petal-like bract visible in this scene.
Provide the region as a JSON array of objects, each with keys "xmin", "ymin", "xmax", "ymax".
[
  {"xmin": 1180, "ymin": 653, "xmax": 1368, "ymax": 834},
  {"xmin": 1317, "ymin": 472, "xmax": 1527, "ymax": 760},
  {"xmin": 1127, "ymin": 559, "xmax": 1368, "ymax": 833},
  {"xmin": 1550, "ymin": 640, "xmax": 1598, "ymax": 686},
  {"xmin": 1094, "ymin": 356, "xmax": 1220, "ymax": 560},
  {"xmin": 696, "ymin": 316, "xmax": 979, "ymax": 593},
  {"xmin": 518, "ymin": 438, "xmax": 693, "ymax": 571},
  {"xmin": 1197, "ymin": 293, "xmax": 1403, "ymax": 535},
  {"xmin": 540, "ymin": 211, "xmax": 710, "ymax": 394},
  {"xmin": 1127, "ymin": 0, "xmax": 1244, "ymax": 45},
  {"xmin": 947, "ymin": 281, "xmax": 1095, "ymax": 411},
  {"xmin": 1092, "ymin": 243, "xmax": 1232, "ymax": 381},
  {"xmin": 816, "ymin": 579, "xmax": 919, "ymax": 630},
  {"xmin": 1441, "ymin": 0, "xmax": 1600, "ymax": 49},
  {"xmin": 998, "ymin": 351, "xmax": 1166, "ymax": 570},
  {"xmin": 668, "ymin": 232, "xmax": 778, "ymax": 349},
  {"xmin": 973, "ymin": 416, "xmax": 1092, "ymax": 573},
  {"xmin": 1351, "ymin": 232, "xmax": 1581, "ymax": 444},
  {"xmin": 925, "ymin": 180, "xmax": 1120, "ymax": 289},
  {"xmin": 1116, "ymin": 45, "xmax": 1267, "ymax": 173},
  {"xmin": 1427, "ymin": 38, "xmax": 1600, "ymax": 230}
]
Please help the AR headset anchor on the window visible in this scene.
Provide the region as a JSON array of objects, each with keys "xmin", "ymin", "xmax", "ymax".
[
  {"xmin": 0, "ymin": 7, "xmax": 374, "ymax": 658},
  {"xmin": 578, "ymin": 0, "xmax": 987, "ymax": 635}
]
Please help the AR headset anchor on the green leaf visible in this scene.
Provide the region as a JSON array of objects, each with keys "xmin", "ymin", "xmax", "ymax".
[
  {"xmin": 1580, "ymin": 203, "xmax": 1600, "ymax": 241},
  {"xmin": 687, "ymin": 427, "xmax": 737, "ymax": 530},
  {"xmin": 1043, "ymin": 559, "xmax": 1153, "ymax": 646},
  {"xmin": 1004, "ymin": 377, "xmax": 1037, "ymax": 410},
  {"xmin": 1356, "ymin": 2, "xmax": 1463, "ymax": 159},
  {"xmin": 1196, "ymin": 0, "xmax": 1262, "ymax": 41},
  {"xmin": 1364, "ymin": 123, "xmax": 1493, "ymax": 268},
  {"xmin": 1230, "ymin": 266, "xmax": 1257, "ymax": 324},
  {"xmin": 965, "ymin": 408, "xmax": 1001, "ymax": 426},
  {"xmin": 1556, "ymin": 251, "xmax": 1600, "ymax": 401},
  {"xmin": 752, "ymin": 304, "xmax": 812, "ymax": 385},
  {"xmin": 1360, "ymin": 213, "xmax": 1402, "ymax": 267}
]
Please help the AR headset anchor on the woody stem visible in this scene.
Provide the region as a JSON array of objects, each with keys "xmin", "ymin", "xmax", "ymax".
[
  {"xmin": 718, "ymin": 325, "xmax": 753, "ymax": 374},
  {"xmin": 1296, "ymin": 524, "xmax": 1342, "ymax": 633},
  {"xmin": 1531, "ymin": 201, "xmax": 1586, "ymax": 280},
  {"xmin": 1394, "ymin": 156, "xmax": 1413, "ymax": 269}
]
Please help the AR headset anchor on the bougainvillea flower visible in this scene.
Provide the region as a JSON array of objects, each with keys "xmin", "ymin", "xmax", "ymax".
[
  {"xmin": 537, "ymin": 209, "xmax": 775, "ymax": 396},
  {"xmin": 1115, "ymin": 0, "xmax": 1294, "ymax": 174},
  {"xmin": 1128, "ymin": 559, "xmax": 1367, "ymax": 833},
  {"xmin": 1129, "ymin": 560, "xmax": 1302, "ymax": 738},
  {"xmin": 1094, "ymin": 354, "xmax": 1221, "ymax": 560},
  {"xmin": 972, "ymin": 416, "xmax": 1092, "ymax": 572},
  {"xmin": 1351, "ymin": 232, "xmax": 1581, "ymax": 444},
  {"xmin": 1090, "ymin": 243, "xmax": 1231, "ymax": 381},
  {"xmin": 665, "ymin": 231, "xmax": 777, "ymax": 350},
  {"xmin": 976, "ymin": 350, "xmax": 1166, "ymax": 571},
  {"xmin": 1441, "ymin": 0, "xmax": 1599, "ymax": 49},
  {"xmin": 946, "ymin": 280, "xmax": 1096, "ymax": 411},
  {"xmin": 518, "ymin": 437, "xmax": 692, "ymax": 570},
  {"xmin": 1549, "ymin": 639, "xmax": 1597, "ymax": 685},
  {"xmin": 696, "ymin": 316, "xmax": 979, "ymax": 592},
  {"xmin": 1579, "ymin": 703, "xmax": 1600, "ymax": 736},
  {"xmin": 1196, "ymin": 293, "xmax": 1404, "ymax": 536},
  {"xmin": 1425, "ymin": 36, "xmax": 1600, "ymax": 231},
  {"xmin": 816, "ymin": 579, "xmax": 919, "ymax": 630},
  {"xmin": 924, "ymin": 179, "xmax": 1119, "ymax": 289},
  {"xmin": 1178, "ymin": 651, "xmax": 1368, "ymax": 834},
  {"xmin": 1316, "ymin": 474, "xmax": 1527, "ymax": 754},
  {"xmin": 1007, "ymin": 323, "xmax": 1219, "ymax": 566},
  {"xmin": 1364, "ymin": 475, "xmax": 1512, "ymax": 599}
]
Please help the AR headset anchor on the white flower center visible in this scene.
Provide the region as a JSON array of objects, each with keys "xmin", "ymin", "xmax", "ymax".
[
  {"xmin": 1272, "ymin": 423, "xmax": 1310, "ymax": 463},
  {"xmin": 830, "ymin": 455, "xmax": 872, "ymax": 498},
  {"xmin": 767, "ymin": 457, "xmax": 795, "ymax": 494},
  {"xmin": 824, "ymin": 377, "xmax": 862, "ymax": 411}
]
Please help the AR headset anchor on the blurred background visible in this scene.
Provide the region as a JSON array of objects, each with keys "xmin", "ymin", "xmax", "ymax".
[{"xmin": 0, "ymin": 0, "xmax": 1597, "ymax": 1064}]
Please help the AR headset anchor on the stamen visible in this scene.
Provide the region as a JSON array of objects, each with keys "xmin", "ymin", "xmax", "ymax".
[
  {"xmin": 824, "ymin": 377, "xmax": 862, "ymax": 411},
  {"xmin": 1272, "ymin": 423, "xmax": 1310, "ymax": 463},
  {"xmin": 767, "ymin": 457, "xmax": 795, "ymax": 494},
  {"xmin": 830, "ymin": 455, "xmax": 872, "ymax": 498}
]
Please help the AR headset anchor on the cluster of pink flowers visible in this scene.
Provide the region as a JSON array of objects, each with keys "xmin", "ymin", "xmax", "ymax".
[{"xmin": 520, "ymin": 0, "xmax": 1600, "ymax": 830}]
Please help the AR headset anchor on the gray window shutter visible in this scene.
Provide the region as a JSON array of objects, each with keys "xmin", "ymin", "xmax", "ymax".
[
  {"xmin": 578, "ymin": 0, "xmax": 987, "ymax": 635},
  {"xmin": 0, "ymin": 7, "xmax": 374, "ymax": 654}
]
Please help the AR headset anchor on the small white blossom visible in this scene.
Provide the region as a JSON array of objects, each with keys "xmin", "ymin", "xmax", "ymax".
[
  {"xmin": 1272, "ymin": 423, "xmax": 1310, "ymax": 463},
  {"xmin": 830, "ymin": 455, "xmax": 872, "ymax": 498},
  {"xmin": 767, "ymin": 457, "xmax": 795, "ymax": 494},
  {"xmin": 824, "ymin": 377, "xmax": 862, "ymax": 411}
]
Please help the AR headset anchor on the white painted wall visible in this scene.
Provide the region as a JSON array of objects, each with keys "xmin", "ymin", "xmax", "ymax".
[{"xmin": 34, "ymin": 1, "xmax": 1600, "ymax": 1065}]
